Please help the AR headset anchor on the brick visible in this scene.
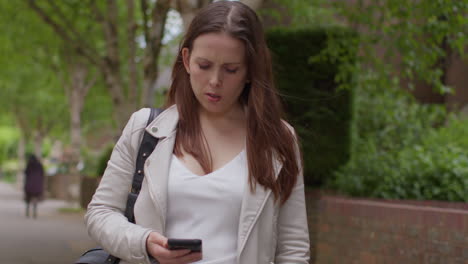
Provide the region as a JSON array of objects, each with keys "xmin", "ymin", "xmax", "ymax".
[
  {"xmin": 463, "ymin": 246, "xmax": 468, "ymax": 260},
  {"xmin": 406, "ymin": 225, "xmax": 422, "ymax": 238},
  {"xmin": 425, "ymin": 254, "xmax": 444, "ymax": 264},
  {"xmin": 427, "ymin": 228, "xmax": 440, "ymax": 241},
  {"xmin": 358, "ymin": 251, "xmax": 377, "ymax": 264}
]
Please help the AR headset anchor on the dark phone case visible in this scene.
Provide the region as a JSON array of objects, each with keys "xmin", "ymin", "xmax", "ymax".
[{"xmin": 167, "ymin": 239, "xmax": 202, "ymax": 252}]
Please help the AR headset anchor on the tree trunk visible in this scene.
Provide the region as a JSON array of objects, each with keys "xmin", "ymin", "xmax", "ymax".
[
  {"xmin": 127, "ymin": 0, "xmax": 138, "ymax": 110},
  {"xmin": 33, "ymin": 132, "xmax": 43, "ymax": 160},
  {"xmin": 66, "ymin": 58, "xmax": 96, "ymax": 206},
  {"xmin": 16, "ymin": 133, "xmax": 26, "ymax": 190},
  {"xmin": 174, "ymin": 0, "xmax": 212, "ymax": 31},
  {"xmin": 68, "ymin": 60, "xmax": 92, "ymax": 174},
  {"xmin": 141, "ymin": 0, "xmax": 171, "ymax": 108},
  {"xmin": 102, "ymin": 0, "xmax": 132, "ymax": 130}
]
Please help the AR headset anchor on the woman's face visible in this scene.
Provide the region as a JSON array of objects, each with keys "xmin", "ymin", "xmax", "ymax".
[{"xmin": 182, "ymin": 32, "xmax": 248, "ymax": 117}]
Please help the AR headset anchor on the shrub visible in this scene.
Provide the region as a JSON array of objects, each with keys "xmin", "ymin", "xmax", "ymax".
[
  {"xmin": 329, "ymin": 73, "xmax": 467, "ymax": 202},
  {"xmin": 81, "ymin": 144, "xmax": 114, "ymax": 178},
  {"xmin": 378, "ymin": 119, "xmax": 468, "ymax": 201}
]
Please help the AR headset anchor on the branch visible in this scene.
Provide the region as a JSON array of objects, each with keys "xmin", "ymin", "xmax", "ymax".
[
  {"xmin": 27, "ymin": 0, "xmax": 74, "ymax": 44},
  {"xmin": 90, "ymin": 0, "xmax": 105, "ymax": 23},
  {"xmin": 140, "ymin": 0, "xmax": 150, "ymax": 44},
  {"xmin": 83, "ymin": 73, "xmax": 97, "ymax": 98},
  {"xmin": 141, "ymin": 0, "xmax": 171, "ymax": 106},
  {"xmin": 104, "ymin": 0, "xmax": 120, "ymax": 65},
  {"xmin": 46, "ymin": 0, "xmax": 83, "ymax": 40},
  {"xmin": 26, "ymin": 0, "xmax": 102, "ymax": 67},
  {"xmin": 175, "ymin": 0, "xmax": 213, "ymax": 30},
  {"xmin": 127, "ymin": 0, "xmax": 138, "ymax": 105},
  {"xmin": 147, "ymin": 0, "xmax": 171, "ymax": 69}
]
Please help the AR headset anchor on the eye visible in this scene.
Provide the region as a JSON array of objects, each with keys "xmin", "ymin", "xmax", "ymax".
[
  {"xmin": 225, "ymin": 67, "xmax": 238, "ymax": 74},
  {"xmin": 198, "ymin": 64, "xmax": 210, "ymax": 70}
]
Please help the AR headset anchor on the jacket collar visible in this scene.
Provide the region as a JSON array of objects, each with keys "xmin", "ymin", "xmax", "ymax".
[{"xmin": 145, "ymin": 104, "xmax": 179, "ymax": 139}]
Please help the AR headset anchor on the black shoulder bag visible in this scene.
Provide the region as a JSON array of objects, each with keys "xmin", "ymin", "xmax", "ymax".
[{"xmin": 75, "ymin": 108, "xmax": 163, "ymax": 264}]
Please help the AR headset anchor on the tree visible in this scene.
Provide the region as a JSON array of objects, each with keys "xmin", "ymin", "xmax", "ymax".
[
  {"xmin": 59, "ymin": 51, "xmax": 97, "ymax": 175},
  {"xmin": 0, "ymin": 0, "xmax": 68, "ymax": 153},
  {"xmin": 259, "ymin": 0, "xmax": 337, "ymax": 29},
  {"xmin": 25, "ymin": 0, "xmax": 171, "ymax": 130},
  {"xmin": 261, "ymin": 0, "xmax": 467, "ymax": 96},
  {"xmin": 327, "ymin": 0, "xmax": 467, "ymax": 94}
]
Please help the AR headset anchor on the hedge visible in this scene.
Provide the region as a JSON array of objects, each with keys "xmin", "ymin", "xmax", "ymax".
[{"xmin": 266, "ymin": 27, "xmax": 358, "ymax": 186}]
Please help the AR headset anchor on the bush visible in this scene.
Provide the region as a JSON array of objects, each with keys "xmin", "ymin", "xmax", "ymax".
[
  {"xmin": 0, "ymin": 126, "xmax": 19, "ymax": 165},
  {"xmin": 329, "ymin": 73, "xmax": 467, "ymax": 202},
  {"xmin": 378, "ymin": 119, "xmax": 468, "ymax": 201},
  {"xmin": 81, "ymin": 144, "xmax": 114, "ymax": 178}
]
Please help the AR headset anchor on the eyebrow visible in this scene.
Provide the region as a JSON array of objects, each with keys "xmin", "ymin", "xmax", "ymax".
[{"xmin": 194, "ymin": 57, "xmax": 243, "ymax": 65}]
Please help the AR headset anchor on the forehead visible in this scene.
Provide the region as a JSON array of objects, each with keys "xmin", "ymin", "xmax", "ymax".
[{"xmin": 191, "ymin": 32, "xmax": 246, "ymax": 63}]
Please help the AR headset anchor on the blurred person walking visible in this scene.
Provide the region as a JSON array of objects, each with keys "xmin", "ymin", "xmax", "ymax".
[{"xmin": 24, "ymin": 154, "xmax": 44, "ymax": 219}]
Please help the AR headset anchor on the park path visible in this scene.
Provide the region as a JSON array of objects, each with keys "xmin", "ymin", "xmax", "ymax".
[{"xmin": 0, "ymin": 181, "xmax": 98, "ymax": 264}]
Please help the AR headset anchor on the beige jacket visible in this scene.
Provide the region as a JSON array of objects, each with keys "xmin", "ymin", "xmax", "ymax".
[{"xmin": 85, "ymin": 105, "xmax": 310, "ymax": 264}]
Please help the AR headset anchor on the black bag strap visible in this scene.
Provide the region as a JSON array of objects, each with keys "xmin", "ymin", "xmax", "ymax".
[
  {"xmin": 125, "ymin": 107, "xmax": 163, "ymax": 224},
  {"xmin": 105, "ymin": 108, "xmax": 162, "ymax": 264}
]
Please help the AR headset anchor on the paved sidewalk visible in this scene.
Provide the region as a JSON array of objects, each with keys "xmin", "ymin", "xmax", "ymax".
[{"xmin": 0, "ymin": 181, "xmax": 98, "ymax": 264}]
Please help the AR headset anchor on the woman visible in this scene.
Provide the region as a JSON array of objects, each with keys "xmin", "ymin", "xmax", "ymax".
[
  {"xmin": 85, "ymin": 1, "xmax": 309, "ymax": 264},
  {"xmin": 24, "ymin": 154, "xmax": 44, "ymax": 219}
]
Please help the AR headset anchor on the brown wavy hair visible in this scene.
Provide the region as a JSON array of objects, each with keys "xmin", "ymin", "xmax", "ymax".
[{"xmin": 165, "ymin": 1, "xmax": 300, "ymax": 204}]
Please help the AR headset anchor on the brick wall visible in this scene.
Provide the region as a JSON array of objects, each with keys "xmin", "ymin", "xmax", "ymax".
[{"xmin": 306, "ymin": 190, "xmax": 468, "ymax": 264}]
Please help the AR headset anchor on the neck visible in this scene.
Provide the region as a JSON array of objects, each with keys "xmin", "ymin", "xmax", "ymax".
[{"xmin": 198, "ymin": 104, "xmax": 246, "ymax": 131}]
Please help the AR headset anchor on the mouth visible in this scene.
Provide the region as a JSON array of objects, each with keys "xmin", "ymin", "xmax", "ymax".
[{"xmin": 205, "ymin": 92, "xmax": 221, "ymax": 102}]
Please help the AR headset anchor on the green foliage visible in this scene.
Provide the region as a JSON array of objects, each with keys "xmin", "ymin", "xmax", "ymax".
[
  {"xmin": 330, "ymin": 0, "xmax": 468, "ymax": 94},
  {"xmin": 0, "ymin": 126, "xmax": 19, "ymax": 165},
  {"xmin": 266, "ymin": 27, "xmax": 358, "ymax": 186},
  {"xmin": 260, "ymin": 0, "xmax": 339, "ymax": 28},
  {"xmin": 81, "ymin": 81, "xmax": 115, "ymax": 134},
  {"xmin": 0, "ymin": 0, "xmax": 68, "ymax": 141},
  {"xmin": 330, "ymin": 72, "xmax": 467, "ymax": 202},
  {"xmin": 1, "ymin": 159, "xmax": 19, "ymax": 183},
  {"xmin": 80, "ymin": 143, "xmax": 114, "ymax": 178}
]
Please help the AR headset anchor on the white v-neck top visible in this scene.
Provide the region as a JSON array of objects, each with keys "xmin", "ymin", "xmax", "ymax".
[{"xmin": 165, "ymin": 150, "xmax": 248, "ymax": 264}]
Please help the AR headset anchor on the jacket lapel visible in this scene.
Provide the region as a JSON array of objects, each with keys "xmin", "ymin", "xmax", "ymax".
[
  {"xmin": 142, "ymin": 105, "xmax": 179, "ymax": 233},
  {"xmin": 237, "ymin": 157, "xmax": 283, "ymax": 256}
]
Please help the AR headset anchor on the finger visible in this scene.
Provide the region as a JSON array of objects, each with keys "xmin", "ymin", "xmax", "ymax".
[
  {"xmin": 157, "ymin": 248, "xmax": 191, "ymax": 259},
  {"xmin": 171, "ymin": 252, "xmax": 203, "ymax": 263}
]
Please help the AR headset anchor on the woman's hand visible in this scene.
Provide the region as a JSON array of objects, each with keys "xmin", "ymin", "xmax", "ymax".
[{"xmin": 146, "ymin": 232, "xmax": 202, "ymax": 264}]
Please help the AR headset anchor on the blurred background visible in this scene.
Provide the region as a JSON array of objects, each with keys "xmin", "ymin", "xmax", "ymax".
[{"xmin": 0, "ymin": 0, "xmax": 466, "ymax": 263}]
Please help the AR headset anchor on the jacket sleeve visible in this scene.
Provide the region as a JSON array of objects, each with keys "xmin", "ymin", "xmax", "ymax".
[
  {"xmin": 275, "ymin": 126, "xmax": 310, "ymax": 263},
  {"xmin": 85, "ymin": 108, "xmax": 154, "ymax": 264}
]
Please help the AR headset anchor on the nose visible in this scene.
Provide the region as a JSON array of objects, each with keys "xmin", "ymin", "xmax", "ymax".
[{"xmin": 209, "ymin": 68, "xmax": 222, "ymax": 88}]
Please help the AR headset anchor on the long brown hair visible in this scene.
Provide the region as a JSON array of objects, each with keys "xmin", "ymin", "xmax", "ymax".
[{"xmin": 165, "ymin": 1, "xmax": 300, "ymax": 204}]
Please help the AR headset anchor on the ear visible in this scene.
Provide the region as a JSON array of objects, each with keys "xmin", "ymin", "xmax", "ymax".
[{"xmin": 182, "ymin": 47, "xmax": 191, "ymax": 74}]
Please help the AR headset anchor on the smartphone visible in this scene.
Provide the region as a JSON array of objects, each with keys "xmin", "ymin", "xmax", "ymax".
[{"xmin": 167, "ymin": 238, "xmax": 202, "ymax": 252}]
